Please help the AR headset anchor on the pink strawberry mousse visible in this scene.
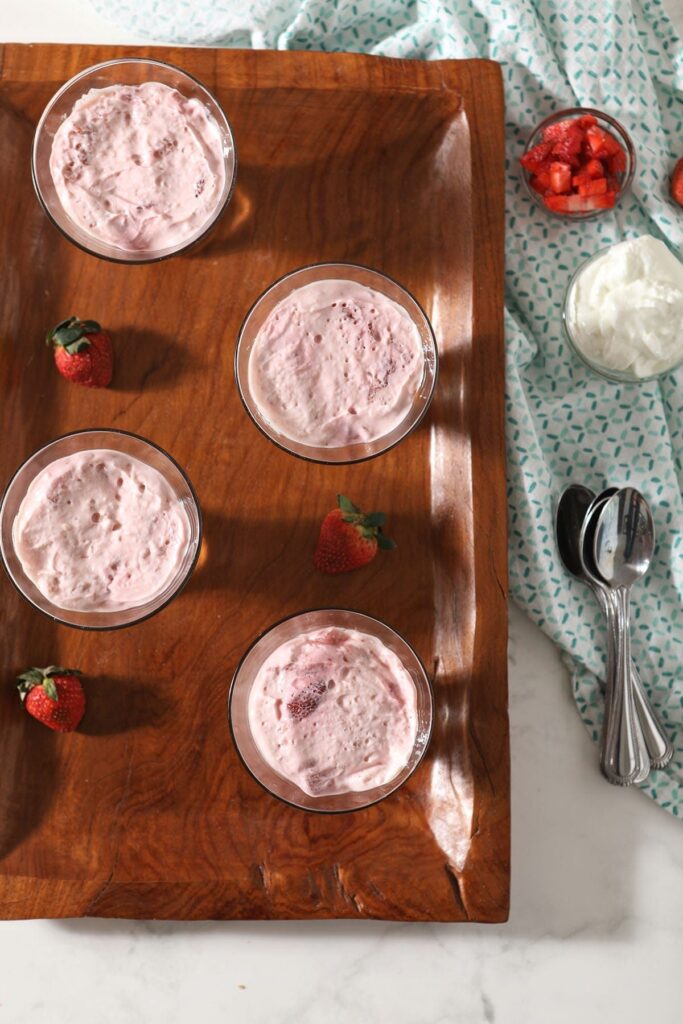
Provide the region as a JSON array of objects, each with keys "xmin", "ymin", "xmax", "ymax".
[
  {"xmin": 13, "ymin": 449, "xmax": 190, "ymax": 611},
  {"xmin": 247, "ymin": 626, "xmax": 419, "ymax": 796},
  {"xmin": 247, "ymin": 280, "xmax": 425, "ymax": 447},
  {"xmin": 49, "ymin": 82, "xmax": 227, "ymax": 251}
]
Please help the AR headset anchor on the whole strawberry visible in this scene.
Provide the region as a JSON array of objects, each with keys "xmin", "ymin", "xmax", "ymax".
[
  {"xmin": 47, "ymin": 316, "xmax": 113, "ymax": 388},
  {"xmin": 314, "ymin": 495, "xmax": 395, "ymax": 575},
  {"xmin": 671, "ymin": 158, "xmax": 683, "ymax": 207},
  {"xmin": 16, "ymin": 666, "xmax": 85, "ymax": 732}
]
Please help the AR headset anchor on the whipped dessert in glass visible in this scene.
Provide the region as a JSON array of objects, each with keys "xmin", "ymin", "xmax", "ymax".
[
  {"xmin": 12, "ymin": 449, "xmax": 191, "ymax": 612},
  {"xmin": 48, "ymin": 80, "xmax": 227, "ymax": 253},
  {"xmin": 247, "ymin": 625, "xmax": 419, "ymax": 797},
  {"xmin": 247, "ymin": 279, "xmax": 425, "ymax": 449},
  {"xmin": 564, "ymin": 235, "xmax": 683, "ymax": 381}
]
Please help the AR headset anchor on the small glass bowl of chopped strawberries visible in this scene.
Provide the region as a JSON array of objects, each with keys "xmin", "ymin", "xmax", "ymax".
[{"xmin": 520, "ymin": 108, "xmax": 635, "ymax": 219}]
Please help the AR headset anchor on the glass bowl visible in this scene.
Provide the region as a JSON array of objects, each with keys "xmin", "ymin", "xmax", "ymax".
[
  {"xmin": 562, "ymin": 244, "xmax": 683, "ymax": 383},
  {"xmin": 521, "ymin": 107, "xmax": 635, "ymax": 220},
  {"xmin": 228, "ymin": 608, "xmax": 434, "ymax": 813},
  {"xmin": 0, "ymin": 429, "xmax": 202, "ymax": 629},
  {"xmin": 234, "ymin": 262, "xmax": 438, "ymax": 464},
  {"xmin": 32, "ymin": 58, "xmax": 237, "ymax": 263}
]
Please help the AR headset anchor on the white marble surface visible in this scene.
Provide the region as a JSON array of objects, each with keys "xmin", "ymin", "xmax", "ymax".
[{"xmin": 2, "ymin": 3, "xmax": 683, "ymax": 1022}]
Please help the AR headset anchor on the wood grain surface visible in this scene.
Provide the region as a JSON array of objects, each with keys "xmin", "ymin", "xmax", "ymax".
[{"xmin": 0, "ymin": 44, "xmax": 508, "ymax": 921}]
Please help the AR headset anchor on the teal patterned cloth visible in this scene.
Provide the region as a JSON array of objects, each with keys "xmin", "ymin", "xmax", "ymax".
[{"xmin": 92, "ymin": 0, "xmax": 683, "ymax": 816}]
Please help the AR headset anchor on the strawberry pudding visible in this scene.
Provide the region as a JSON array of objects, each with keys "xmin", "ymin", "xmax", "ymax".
[
  {"xmin": 247, "ymin": 625, "xmax": 419, "ymax": 797},
  {"xmin": 49, "ymin": 81, "xmax": 227, "ymax": 252},
  {"xmin": 246, "ymin": 278, "xmax": 426, "ymax": 449},
  {"xmin": 12, "ymin": 449, "xmax": 191, "ymax": 612}
]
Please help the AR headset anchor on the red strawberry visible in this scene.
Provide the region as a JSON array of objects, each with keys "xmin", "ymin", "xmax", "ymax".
[
  {"xmin": 607, "ymin": 149, "xmax": 627, "ymax": 176},
  {"xmin": 549, "ymin": 127, "xmax": 583, "ymax": 167},
  {"xmin": 16, "ymin": 666, "xmax": 85, "ymax": 732},
  {"xmin": 313, "ymin": 495, "xmax": 395, "ymax": 575},
  {"xmin": 545, "ymin": 191, "xmax": 617, "ymax": 213},
  {"xmin": 530, "ymin": 171, "xmax": 551, "ymax": 194},
  {"xmin": 549, "ymin": 161, "xmax": 572, "ymax": 194},
  {"xmin": 47, "ymin": 317, "xmax": 113, "ymax": 388},
  {"xmin": 671, "ymin": 158, "xmax": 683, "ymax": 207},
  {"xmin": 578, "ymin": 177, "xmax": 608, "ymax": 197},
  {"xmin": 287, "ymin": 679, "xmax": 328, "ymax": 721},
  {"xmin": 585, "ymin": 125, "xmax": 622, "ymax": 159},
  {"xmin": 585, "ymin": 158, "xmax": 605, "ymax": 178},
  {"xmin": 520, "ymin": 140, "xmax": 553, "ymax": 174}
]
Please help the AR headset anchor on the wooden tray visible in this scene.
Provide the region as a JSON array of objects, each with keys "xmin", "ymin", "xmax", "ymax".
[{"xmin": 0, "ymin": 43, "xmax": 508, "ymax": 922}]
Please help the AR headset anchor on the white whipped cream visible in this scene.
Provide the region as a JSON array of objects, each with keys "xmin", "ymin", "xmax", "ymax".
[{"xmin": 566, "ymin": 235, "xmax": 683, "ymax": 379}]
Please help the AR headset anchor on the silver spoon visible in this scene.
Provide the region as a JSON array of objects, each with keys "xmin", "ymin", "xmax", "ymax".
[
  {"xmin": 556, "ymin": 487, "xmax": 671, "ymax": 777},
  {"xmin": 580, "ymin": 491, "xmax": 650, "ymax": 783},
  {"xmin": 587, "ymin": 491, "xmax": 672, "ymax": 771},
  {"xmin": 593, "ymin": 489, "xmax": 658, "ymax": 786},
  {"xmin": 577, "ymin": 494, "xmax": 648, "ymax": 784}
]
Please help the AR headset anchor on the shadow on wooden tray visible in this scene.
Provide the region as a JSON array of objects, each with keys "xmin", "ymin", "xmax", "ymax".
[
  {"xmin": 110, "ymin": 329, "xmax": 191, "ymax": 395},
  {"xmin": 79, "ymin": 675, "xmax": 174, "ymax": 736},
  {"xmin": 0, "ymin": 704, "xmax": 58, "ymax": 862}
]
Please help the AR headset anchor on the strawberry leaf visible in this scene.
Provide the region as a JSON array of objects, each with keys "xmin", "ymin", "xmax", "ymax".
[
  {"xmin": 337, "ymin": 495, "xmax": 360, "ymax": 516},
  {"xmin": 17, "ymin": 668, "xmax": 46, "ymax": 685},
  {"xmin": 363, "ymin": 512, "xmax": 385, "ymax": 527},
  {"xmin": 48, "ymin": 316, "xmax": 100, "ymax": 353},
  {"xmin": 42, "ymin": 678, "xmax": 58, "ymax": 702},
  {"xmin": 377, "ymin": 533, "xmax": 396, "ymax": 551}
]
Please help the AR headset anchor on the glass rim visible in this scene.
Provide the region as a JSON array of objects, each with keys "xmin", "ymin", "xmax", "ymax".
[
  {"xmin": 561, "ymin": 243, "xmax": 683, "ymax": 384},
  {"xmin": 227, "ymin": 606, "xmax": 435, "ymax": 814},
  {"xmin": 234, "ymin": 260, "xmax": 439, "ymax": 466},
  {"xmin": 31, "ymin": 56, "xmax": 238, "ymax": 265},
  {"xmin": 521, "ymin": 106, "xmax": 636, "ymax": 221},
  {"xmin": 0, "ymin": 426, "xmax": 203, "ymax": 631}
]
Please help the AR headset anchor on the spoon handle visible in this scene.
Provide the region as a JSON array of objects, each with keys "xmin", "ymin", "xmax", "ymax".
[
  {"xmin": 600, "ymin": 587, "xmax": 647, "ymax": 785},
  {"xmin": 629, "ymin": 664, "xmax": 674, "ymax": 770},
  {"xmin": 600, "ymin": 591, "xmax": 649, "ymax": 783}
]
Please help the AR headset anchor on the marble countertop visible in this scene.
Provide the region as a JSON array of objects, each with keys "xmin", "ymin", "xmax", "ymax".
[{"xmin": 2, "ymin": 2, "xmax": 683, "ymax": 1021}]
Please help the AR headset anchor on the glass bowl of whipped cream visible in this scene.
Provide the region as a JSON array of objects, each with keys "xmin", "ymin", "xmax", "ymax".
[
  {"xmin": 235, "ymin": 262, "xmax": 439, "ymax": 464},
  {"xmin": 562, "ymin": 235, "xmax": 683, "ymax": 382},
  {"xmin": 0, "ymin": 429, "xmax": 202, "ymax": 629},
  {"xmin": 32, "ymin": 58, "xmax": 237, "ymax": 263},
  {"xmin": 228, "ymin": 608, "xmax": 434, "ymax": 813}
]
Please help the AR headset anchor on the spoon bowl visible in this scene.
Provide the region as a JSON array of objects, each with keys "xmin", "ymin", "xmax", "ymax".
[
  {"xmin": 594, "ymin": 488, "xmax": 655, "ymax": 588},
  {"xmin": 555, "ymin": 484, "xmax": 595, "ymax": 580}
]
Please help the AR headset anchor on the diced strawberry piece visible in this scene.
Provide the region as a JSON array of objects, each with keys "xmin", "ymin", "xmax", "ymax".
[
  {"xmin": 606, "ymin": 175, "xmax": 621, "ymax": 193},
  {"xmin": 545, "ymin": 191, "xmax": 617, "ymax": 213},
  {"xmin": 530, "ymin": 171, "xmax": 551, "ymax": 194},
  {"xmin": 602, "ymin": 133, "xmax": 623, "ymax": 157},
  {"xmin": 549, "ymin": 125, "xmax": 583, "ymax": 166},
  {"xmin": 601, "ymin": 191, "xmax": 618, "ymax": 208},
  {"xmin": 287, "ymin": 679, "xmax": 328, "ymax": 721},
  {"xmin": 542, "ymin": 118, "xmax": 576, "ymax": 143},
  {"xmin": 585, "ymin": 125, "xmax": 622, "ymax": 159},
  {"xmin": 572, "ymin": 172, "xmax": 592, "ymax": 187},
  {"xmin": 585, "ymin": 158, "xmax": 605, "ymax": 178},
  {"xmin": 520, "ymin": 140, "xmax": 553, "ymax": 174},
  {"xmin": 578, "ymin": 177, "xmax": 608, "ymax": 196},
  {"xmin": 577, "ymin": 114, "xmax": 598, "ymax": 129},
  {"xmin": 584, "ymin": 128, "xmax": 608, "ymax": 158},
  {"xmin": 549, "ymin": 161, "xmax": 572, "ymax": 194},
  {"xmin": 607, "ymin": 148, "xmax": 627, "ymax": 176}
]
